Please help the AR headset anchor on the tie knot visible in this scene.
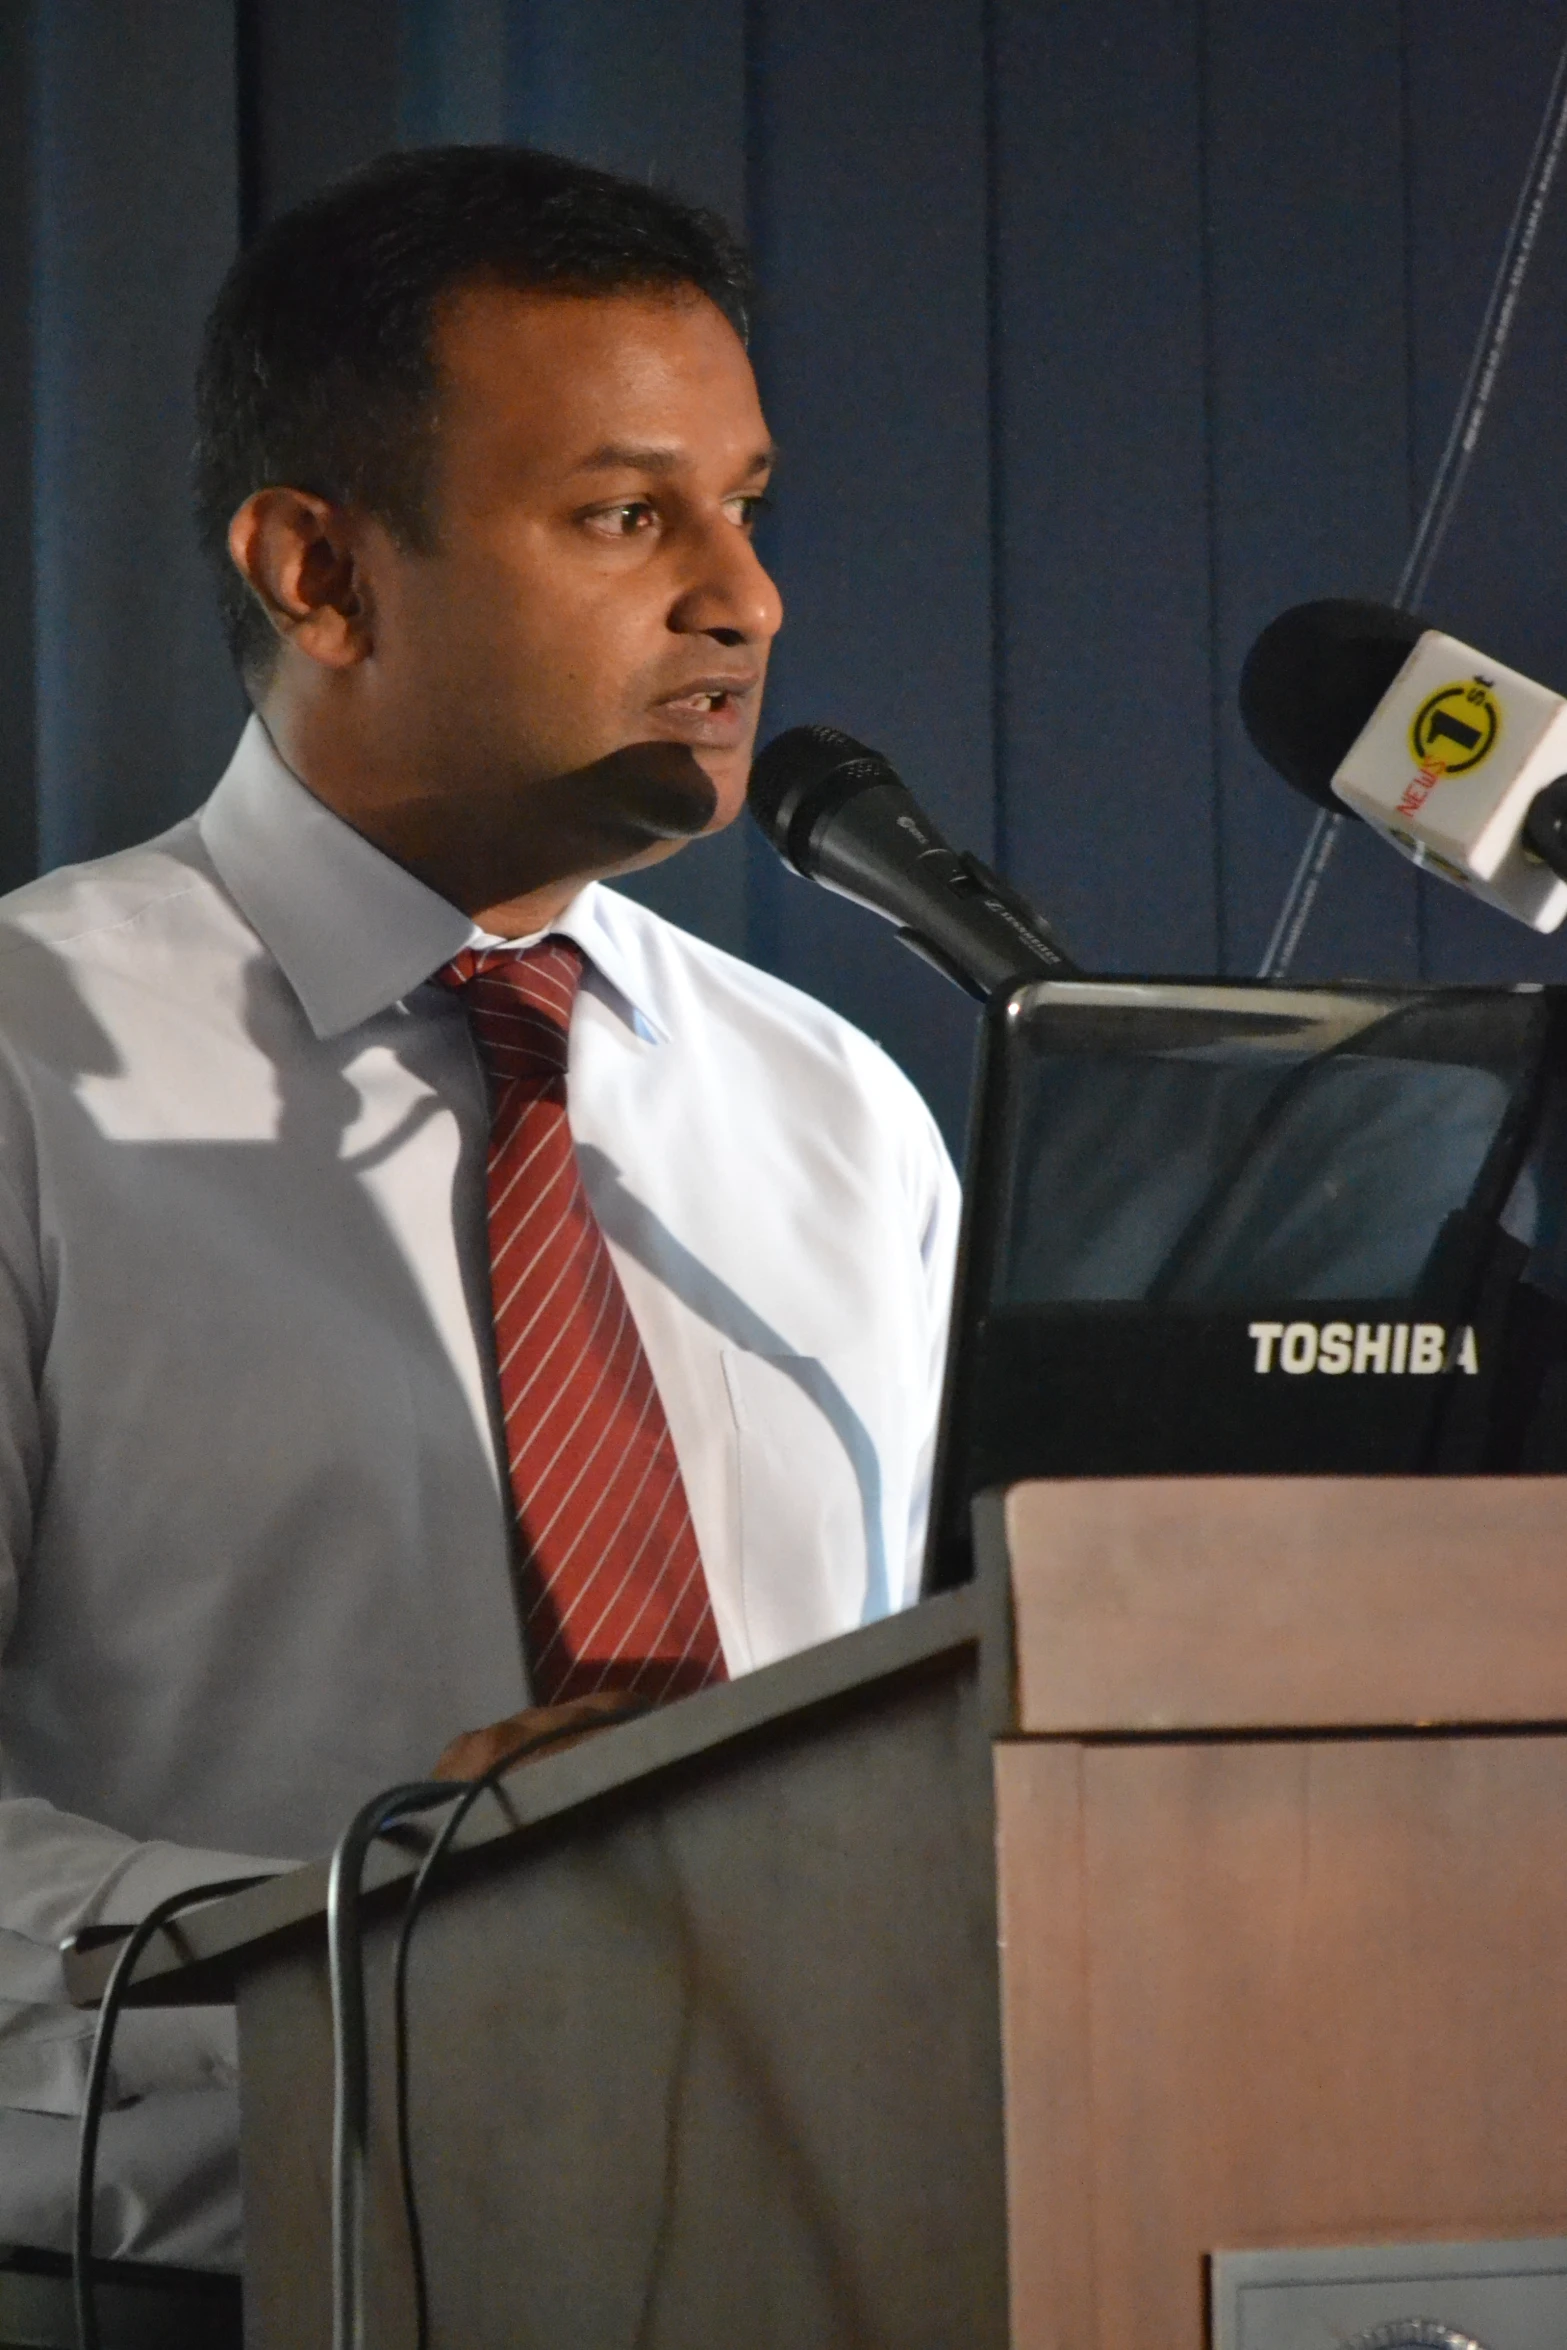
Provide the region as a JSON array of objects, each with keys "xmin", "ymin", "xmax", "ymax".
[{"xmin": 438, "ymin": 938, "xmax": 585, "ymax": 1082}]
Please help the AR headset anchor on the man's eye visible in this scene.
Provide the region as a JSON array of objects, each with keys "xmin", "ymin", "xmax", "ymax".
[
  {"xmin": 586, "ymin": 501, "xmax": 657, "ymax": 538},
  {"xmin": 729, "ymin": 493, "xmax": 775, "ymax": 530}
]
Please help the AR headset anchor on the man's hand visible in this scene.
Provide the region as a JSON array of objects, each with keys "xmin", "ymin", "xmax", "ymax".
[{"xmin": 431, "ymin": 1689, "xmax": 646, "ymax": 1782}]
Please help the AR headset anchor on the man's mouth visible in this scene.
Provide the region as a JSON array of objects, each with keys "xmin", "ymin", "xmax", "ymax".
[{"xmin": 649, "ymin": 676, "xmax": 759, "ymax": 747}]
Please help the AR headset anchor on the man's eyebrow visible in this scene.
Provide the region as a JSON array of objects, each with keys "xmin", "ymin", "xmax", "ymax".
[{"xmin": 570, "ymin": 441, "xmax": 779, "ymax": 477}]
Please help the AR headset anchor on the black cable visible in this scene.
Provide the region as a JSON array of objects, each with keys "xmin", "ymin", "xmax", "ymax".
[
  {"xmin": 389, "ymin": 1707, "xmax": 651, "ymax": 2350},
  {"xmin": 327, "ymin": 1779, "xmax": 457, "ymax": 2350},
  {"xmin": 73, "ymin": 1873, "xmax": 272, "ymax": 2350},
  {"xmin": 73, "ymin": 1726, "xmax": 641, "ymax": 2350}
]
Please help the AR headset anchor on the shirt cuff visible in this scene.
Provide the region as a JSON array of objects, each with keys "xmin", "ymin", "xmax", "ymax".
[{"xmin": 0, "ymin": 1838, "xmax": 289, "ymax": 2117}]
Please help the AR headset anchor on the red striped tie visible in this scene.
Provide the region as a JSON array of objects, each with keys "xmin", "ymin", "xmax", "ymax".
[{"xmin": 441, "ymin": 940, "xmax": 727, "ymax": 1704}]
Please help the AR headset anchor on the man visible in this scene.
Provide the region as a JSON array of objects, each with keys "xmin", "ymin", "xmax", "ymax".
[{"xmin": 0, "ymin": 147, "xmax": 958, "ymax": 2294}]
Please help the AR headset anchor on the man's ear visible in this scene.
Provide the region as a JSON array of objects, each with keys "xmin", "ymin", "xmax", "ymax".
[{"xmin": 227, "ymin": 488, "xmax": 373, "ymax": 671}]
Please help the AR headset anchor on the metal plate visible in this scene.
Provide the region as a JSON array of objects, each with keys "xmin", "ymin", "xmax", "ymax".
[{"xmin": 1211, "ymin": 2237, "xmax": 1567, "ymax": 2350}]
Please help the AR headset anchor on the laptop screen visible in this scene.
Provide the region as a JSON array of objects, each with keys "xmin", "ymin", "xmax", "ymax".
[{"xmin": 994, "ymin": 987, "xmax": 1535, "ymax": 1308}]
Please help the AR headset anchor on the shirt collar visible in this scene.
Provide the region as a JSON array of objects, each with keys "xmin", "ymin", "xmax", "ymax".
[{"xmin": 199, "ymin": 714, "xmax": 666, "ymax": 1043}]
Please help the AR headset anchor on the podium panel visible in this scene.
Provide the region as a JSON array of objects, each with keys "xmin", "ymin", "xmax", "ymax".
[
  {"xmin": 994, "ymin": 1477, "xmax": 1567, "ymax": 2350},
  {"xmin": 66, "ymin": 1476, "xmax": 1567, "ymax": 2348},
  {"xmin": 234, "ymin": 1605, "xmax": 1009, "ymax": 2350},
  {"xmin": 999, "ymin": 1734, "xmax": 1567, "ymax": 2346}
]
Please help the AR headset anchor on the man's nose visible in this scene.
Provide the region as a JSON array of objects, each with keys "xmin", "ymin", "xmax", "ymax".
[{"xmin": 669, "ymin": 516, "xmax": 784, "ymax": 646}]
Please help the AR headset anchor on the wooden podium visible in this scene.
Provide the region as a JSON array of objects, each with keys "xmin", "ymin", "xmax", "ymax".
[{"xmin": 71, "ymin": 1477, "xmax": 1567, "ymax": 2347}]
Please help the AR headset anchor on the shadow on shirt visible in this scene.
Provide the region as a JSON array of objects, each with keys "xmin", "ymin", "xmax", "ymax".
[
  {"xmin": 578, "ymin": 1143, "xmax": 891, "ymax": 1621},
  {"xmin": 0, "ymin": 930, "xmax": 529, "ymax": 1860}
]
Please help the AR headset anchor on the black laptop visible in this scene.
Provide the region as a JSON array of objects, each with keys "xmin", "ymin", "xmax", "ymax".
[{"xmin": 924, "ymin": 978, "xmax": 1567, "ymax": 1592}]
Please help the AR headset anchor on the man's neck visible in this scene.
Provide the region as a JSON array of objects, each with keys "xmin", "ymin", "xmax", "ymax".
[{"xmin": 254, "ymin": 700, "xmax": 628, "ymax": 935}]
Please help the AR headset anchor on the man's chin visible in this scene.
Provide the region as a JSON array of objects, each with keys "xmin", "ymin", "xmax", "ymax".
[
  {"xmin": 591, "ymin": 739, "xmax": 721, "ymax": 842},
  {"xmin": 365, "ymin": 739, "xmax": 732, "ymax": 913},
  {"xmin": 687, "ymin": 745, "xmax": 754, "ymax": 834}
]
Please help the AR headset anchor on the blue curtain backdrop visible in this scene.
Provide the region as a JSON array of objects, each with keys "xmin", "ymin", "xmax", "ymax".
[{"xmin": 5, "ymin": 0, "xmax": 1567, "ymax": 1150}]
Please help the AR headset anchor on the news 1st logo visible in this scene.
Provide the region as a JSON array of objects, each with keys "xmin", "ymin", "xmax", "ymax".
[
  {"xmin": 1396, "ymin": 677, "xmax": 1500, "ymax": 820},
  {"xmin": 1247, "ymin": 1321, "xmax": 1479, "ymax": 1376}
]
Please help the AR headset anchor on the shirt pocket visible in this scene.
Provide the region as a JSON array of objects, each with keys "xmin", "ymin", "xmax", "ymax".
[{"xmin": 719, "ymin": 1345, "xmax": 904, "ymax": 1669}]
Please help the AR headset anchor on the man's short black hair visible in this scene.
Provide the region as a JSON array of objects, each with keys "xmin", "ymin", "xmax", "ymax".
[{"xmin": 194, "ymin": 145, "xmax": 753, "ymax": 684}]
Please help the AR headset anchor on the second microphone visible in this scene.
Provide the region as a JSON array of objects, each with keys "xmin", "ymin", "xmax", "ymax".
[{"xmin": 747, "ymin": 724, "xmax": 1080, "ymax": 999}]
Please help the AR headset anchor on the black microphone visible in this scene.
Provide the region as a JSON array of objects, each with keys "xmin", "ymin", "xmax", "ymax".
[
  {"xmin": 1240, "ymin": 598, "xmax": 1567, "ymax": 929},
  {"xmin": 1239, "ymin": 599, "xmax": 1426, "ymax": 809},
  {"xmin": 747, "ymin": 724, "xmax": 1080, "ymax": 998}
]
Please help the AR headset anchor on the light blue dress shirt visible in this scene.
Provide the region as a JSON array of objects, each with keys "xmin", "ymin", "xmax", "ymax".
[{"xmin": 0, "ymin": 715, "xmax": 959, "ymax": 2265}]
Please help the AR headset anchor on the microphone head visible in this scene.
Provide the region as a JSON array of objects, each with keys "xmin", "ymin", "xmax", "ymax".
[
  {"xmin": 1240, "ymin": 599, "xmax": 1428, "ymax": 808},
  {"xmin": 748, "ymin": 724, "xmax": 899, "ymax": 873}
]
